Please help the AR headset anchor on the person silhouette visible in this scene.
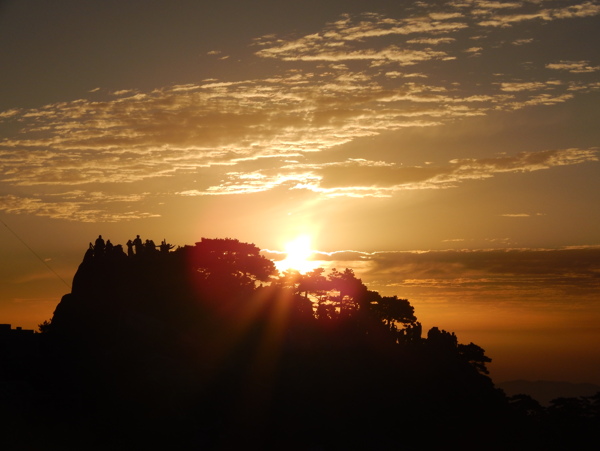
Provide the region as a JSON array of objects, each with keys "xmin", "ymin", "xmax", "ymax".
[
  {"xmin": 133, "ymin": 235, "xmax": 143, "ymax": 255},
  {"xmin": 94, "ymin": 235, "xmax": 105, "ymax": 257},
  {"xmin": 146, "ymin": 239, "xmax": 156, "ymax": 252},
  {"xmin": 126, "ymin": 239, "xmax": 134, "ymax": 257},
  {"xmin": 160, "ymin": 239, "xmax": 175, "ymax": 253}
]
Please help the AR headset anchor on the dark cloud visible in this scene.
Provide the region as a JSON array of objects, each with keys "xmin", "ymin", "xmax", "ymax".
[{"xmin": 277, "ymin": 246, "xmax": 600, "ymax": 306}]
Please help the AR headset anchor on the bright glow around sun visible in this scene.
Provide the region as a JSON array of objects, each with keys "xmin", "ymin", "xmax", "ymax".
[{"xmin": 277, "ymin": 235, "xmax": 319, "ymax": 274}]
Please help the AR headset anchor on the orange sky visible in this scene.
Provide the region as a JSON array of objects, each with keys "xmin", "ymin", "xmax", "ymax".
[{"xmin": 1, "ymin": 0, "xmax": 599, "ymax": 385}]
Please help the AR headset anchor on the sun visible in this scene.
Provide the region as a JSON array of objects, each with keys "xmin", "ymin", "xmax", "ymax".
[{"xmin": 277, "ymin": 235, "xmax": 319, "ymax": 274}]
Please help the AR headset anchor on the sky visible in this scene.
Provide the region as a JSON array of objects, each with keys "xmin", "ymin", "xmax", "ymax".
[{"xmin": 1, "ymin": 0, "xmax": 599, "ymax": 385}]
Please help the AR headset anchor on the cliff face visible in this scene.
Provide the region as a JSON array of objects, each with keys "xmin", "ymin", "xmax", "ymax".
[
  {"xmin": 52, "ymin": 244, "xmax": 191, "ymax": 342},
  {"xmin": 51, "ymin": 238, "xmax": 274, "ymax": 348},
  {"xmin": 47, "ymin": 244, "xmax": 209, "ymax": 428}
]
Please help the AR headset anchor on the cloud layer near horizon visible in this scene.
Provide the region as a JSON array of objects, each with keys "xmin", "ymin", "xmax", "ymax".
[
  {"xmin": 1, "ymin": 0, "xmax": 599, "ymax": 221},
  {"xmin": 262, "ymin": 246, "xmax": 600, "ymax": 308}
]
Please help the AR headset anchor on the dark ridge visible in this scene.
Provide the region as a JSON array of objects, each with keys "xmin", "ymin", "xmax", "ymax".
[
  {"xmin": 498, "ymin": 380, "xmax": 600, "ymax": 406},
  {"xmin": 1, "ymin": 236, "xmax": 598, "ymax": 449}
]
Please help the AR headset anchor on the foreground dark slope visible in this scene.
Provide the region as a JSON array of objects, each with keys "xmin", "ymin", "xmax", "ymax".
[{"xmin": 4, "ymin": 237, "xmax": 598, "ymax": 449}]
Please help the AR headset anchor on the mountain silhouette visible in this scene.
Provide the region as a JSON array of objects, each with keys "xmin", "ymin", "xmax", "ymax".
[{"xmin": 2, "ymin": 236, "xmax": 598, "ymax": 449}]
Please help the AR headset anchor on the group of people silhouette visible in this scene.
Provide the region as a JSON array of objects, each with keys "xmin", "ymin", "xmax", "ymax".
[{"xmin": 89, "ymin": 235, "xmax": 174, "ymax": 258}]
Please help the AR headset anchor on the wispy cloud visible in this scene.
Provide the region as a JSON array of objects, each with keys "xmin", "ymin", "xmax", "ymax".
[
  {"xmin": 0, "ymin": 193, "xmax": 158, "ymax": 222},
  {"xmin": 500, "ymin": 213, "xmax": 545, "ymax": 217},
  {"xmin": 472, "ymin": 1, "xmax": 600, "ymax": 27},
  {"xmin": 546, "ymin": 60, "xmax": 600, "ymax": 73},
  {"xmin": 185, "ymin": 148, "xmax": 597, "ymax": 197},
  {"xmin": 253, "ymin": 12, "xmax": 464, "ymax": 64},
  {"xmin": 0, "ymin": 2, "xmax": 598, "ymax": 221}
]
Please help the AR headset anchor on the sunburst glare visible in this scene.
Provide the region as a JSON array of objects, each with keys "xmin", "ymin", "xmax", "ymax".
[{"xmin": 276, "ymin": 235, "xmax": 319, "ymax": 274}]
